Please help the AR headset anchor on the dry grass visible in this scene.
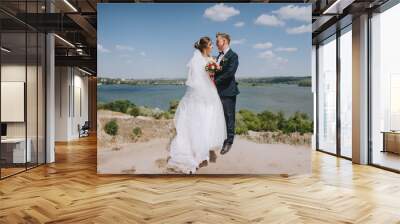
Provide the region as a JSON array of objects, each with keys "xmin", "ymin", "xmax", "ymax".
[
  {"xmin": 97, "ymin": 109, "xmax": 312, "ymax": 150},
  {"xmin": 245, "ymin": 131, "xmax": 311, "ymax": 145}
]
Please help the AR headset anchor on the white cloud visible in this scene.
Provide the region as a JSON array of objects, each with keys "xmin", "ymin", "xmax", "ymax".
[
  {"xmin": 231, "ymin": 39, "xmax": 246, "ymax": 45},
  {"xmin": 276, "ymin": 56, "xmax": 289, "ymax": 64},
  {"xmin": 140, "ymin": 51, "xmax": 146, "ymax": 56},
  {"xmin": 259, "ymin": 50, "xmax": 288, "ymax": 64},
  {"xmin": 275, "ymin": 47, "xmax": 298, "ymax": 52},
  {"xmin": 272, "ymin": 5, "xmax": 311, "ymax": 22},
  {"xmin": 97, "ymin": 44, "xmax": 110, "ymax": 53},
  {"xmin": 204, "ymin": 3, "xmax": 240, "ymax": 22},
  {"xmin": 125, "ymin": 59, "xmax": 133, "ymax": 64},
  {"xmin": 119, "ymin": 54, "xmax": 131, "ymax": 58},
  {"xmin": 253, "ymin": 42, "xmax": 273, "ymax": 49},
  {"xmin": 286, "ymin": 24, "xmax": 312, "ymax": 34},
  {"xmin": 115, "ymin": 44, "xmax": 135, "ymax": 51},
  {"xmin": 254, "ymin": 14, "xmax": 284, "ymax": 27},
  {"xmin": 258, "ymin": 50, "xmax": 275, "ymax": 59},
  {"xmin": 234, "ymin": 21, "xmax": 245, "ymax": 27}
]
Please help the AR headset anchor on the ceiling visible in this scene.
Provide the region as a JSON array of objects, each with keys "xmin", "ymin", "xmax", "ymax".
[
  {"xmin": 0, "ymin": 0, "xmax": 393, "ymax": 75},
  {"xmin": 311, "ymin": 0, "xmax": 390, "ymax": 43}
]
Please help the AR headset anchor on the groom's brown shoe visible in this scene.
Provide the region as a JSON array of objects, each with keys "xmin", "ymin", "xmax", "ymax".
[
  {"xmin": 209, "ymin": 151, "xmax": 217, "ymax": 163},
  {"xmin": 220, "ymin": 143, "xmax": 232, "ymax": 155}
]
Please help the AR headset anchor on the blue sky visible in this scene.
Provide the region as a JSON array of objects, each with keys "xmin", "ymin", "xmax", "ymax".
[{"xmin": 98, "ymin": 3, "xmax": 312, "ymax": 79}]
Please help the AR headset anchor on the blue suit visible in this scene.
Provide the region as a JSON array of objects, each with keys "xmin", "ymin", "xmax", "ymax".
[{"xmin": 215, "ymin": 49, "xmax": 239, "ymax": 144}]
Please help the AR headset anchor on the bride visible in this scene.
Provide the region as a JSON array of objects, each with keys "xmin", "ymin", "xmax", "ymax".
[{"xmin": 167, "ymin": 37, "xmax": 227, "ymax": 174}]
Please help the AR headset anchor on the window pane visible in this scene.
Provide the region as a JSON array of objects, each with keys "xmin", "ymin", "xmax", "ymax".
[
  {"xmin": 340, "ymin": 27, "xmax": 352, "ymax": 158},
  {"xmin": 371, "ymin": 4, "xmax": 400, "ymax": 171},
  {"xmin": 318, "ymin": 35, "xmax": 337, "ymax": 154},
  {"xmin": 38, "ymin": 32, "xmax": 45, "ymax": 165},
  {"xmin": 26, "ymin": 0, "xmax": 39, "ymax": 169},
  {"xmin": 1, "ymin": 31, "xmax": 27, "ymax": 177},
  {"xmin": 27, "ymin": 30, "xmax": 38, "ymax": 169},
  {"xmin": 0, "ymin": 0, "xmax": 46, "ymax": 179}
]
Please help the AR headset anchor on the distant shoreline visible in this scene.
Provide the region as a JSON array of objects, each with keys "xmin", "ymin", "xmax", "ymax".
[
  {"xmin": 97, "ymin": 82, "xmax": 314, "ymax": 117},
  {"xmin": 97, "ymin": 76, "xmax": 312, "ymax": 87}
]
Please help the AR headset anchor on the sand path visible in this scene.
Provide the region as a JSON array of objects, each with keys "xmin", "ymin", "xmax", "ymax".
[{"xmin": 98, "ymin": 137, "xmax": 311, "ymax": 175}]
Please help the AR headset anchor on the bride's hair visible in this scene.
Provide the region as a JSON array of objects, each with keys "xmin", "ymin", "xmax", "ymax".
[{"xmin": 194, "ymin": 36, "xmax": 211, "ymax": 54}]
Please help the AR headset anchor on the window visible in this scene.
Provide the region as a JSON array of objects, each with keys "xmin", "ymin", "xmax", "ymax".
[
  {"xmin": 0, "ymin": 2, "xmax": 46, "ymax": 179},
  {"xmin": 317, "ymin": 35, "xmax": 337, "ymax": 154},
  {"xmin": 370, "ymin": 3, "xmax": 400, "ymax": 171},
  {"xmin": 339, "ymin": 26, "xmax": 352, "ymax": 158}
]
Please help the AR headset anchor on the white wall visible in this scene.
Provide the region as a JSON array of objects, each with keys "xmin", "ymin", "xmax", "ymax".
[
  {"xmin": 55, "ymin": 66, "xmax": 69, "ymax": 141},
  {"xmin": 1, "ymin": 64, "xmax": 26, "ymax": 145},
  {"xmin": 55, "ymin": 67, "xmax": 89, "ymax": 141},
  {"xmin": 1, "ymin": 65, "xmax": 33, "ymax": 138}
]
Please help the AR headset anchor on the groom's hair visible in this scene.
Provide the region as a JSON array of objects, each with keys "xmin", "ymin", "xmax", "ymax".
[{"xmin": 216, "ymin": 32, "xmax": 231, "ymax": 44}]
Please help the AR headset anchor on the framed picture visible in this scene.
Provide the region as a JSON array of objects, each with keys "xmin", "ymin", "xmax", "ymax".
[{"xmin": 97, "ymin": 3, "xmax": 312, "ymax": 174}]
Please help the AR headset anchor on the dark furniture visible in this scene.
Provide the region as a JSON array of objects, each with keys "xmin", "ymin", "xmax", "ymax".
[
  {"xmin": 78, "ymin": 121, "xmax": 90, "ymax": 138},
  {"xmin": 1, "ymin": 123, "xmax": 7, "ymax": 137},
  {"xmin": 382, "ymin": 131, "xmax": 400, "ymax": 154}
]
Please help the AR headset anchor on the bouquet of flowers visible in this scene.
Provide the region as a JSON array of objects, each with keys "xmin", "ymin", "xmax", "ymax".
[
  {"xmin": 205, "ymin": 60, "xmax": 221, "ymax": 85},
  {"xmin": 205, "ymin": 61, "xmax": 220, "ymax": 73}
]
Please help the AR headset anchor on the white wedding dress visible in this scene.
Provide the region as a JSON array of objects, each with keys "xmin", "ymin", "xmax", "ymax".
[{"xmin": 168, "ymin": 50, "xmax": 227, "ymax": 174}]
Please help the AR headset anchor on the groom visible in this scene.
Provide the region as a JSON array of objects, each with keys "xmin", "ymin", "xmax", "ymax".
[{"xmin": 214, "ymin": 32, "xmax": 239, "ymax": 155}]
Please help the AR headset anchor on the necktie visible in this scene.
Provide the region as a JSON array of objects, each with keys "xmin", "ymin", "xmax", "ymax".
[{"xmin": 217, "ymin": 51, "xmax": 224, "ymax": 63}]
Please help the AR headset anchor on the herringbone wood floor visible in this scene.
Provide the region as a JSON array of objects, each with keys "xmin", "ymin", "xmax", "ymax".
[{"xmin": 1, "ymin": 135, "xmax": 400, "ymax": 224}]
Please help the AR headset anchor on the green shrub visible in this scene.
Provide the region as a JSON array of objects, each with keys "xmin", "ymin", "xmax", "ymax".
[
  {"xmin": 97, "ymin": 102, "xmax": 105, "ymax": 110},
  {"xmin": 162, "ymin": 111, "xmax": 173, "ymax": 119},
  {"xmin": 282, "ymin": 112, "xmax": 313, "ymax": 134},
  {"xmin": 298, "ymin": 79, "xmax": 312, "ymax": 87},
  {"xmin": 132, "ymin": 127, "xmax": 142, "ymax": 137},
  {"xmin": 99, "ymin": 100, "xmax": 135, "ymax": 113},
  {"xmin": 235, "ymin": 110, "xmax": 313, "ymax": 135},
  {"xmin": 152, "ymin": 112, "xmax": 164, "ymax": 120},
  {"xmin": 257, "ymin": 110, "xmax": 279, "ymax": 131},
  {"xmin": 169, "ymin": 100, "xmax": 179, "ymax": 114},
  {"xmin": 137, "ymin": 106, "xmax": 154, "ymax": 117},
  {"xmin": 129, "ymin": 106, "xmax": 140, "ymax": 117},
  {"xmin": 235, "ymin": 125, "xmax": 249, "ymax": 135},
  {"xmin": 238, "ymin": 109, "xmax": 262, "ymax": 131},
  {"xmin": 276, "ymin": 111, "xmax": 286, "ymax": 130},
  {"xmin": 235, "ymin": 112, "xmax": 248, "ymax": 134},
  {"xmin": 104, "ymin": 120, "xmax": 118, "ymax": 136}
]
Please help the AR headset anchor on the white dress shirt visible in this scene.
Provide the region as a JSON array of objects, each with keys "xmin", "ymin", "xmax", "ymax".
[{"xmin": 217, "ymin": 47, "xmax": 230, "ymax": 64}]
